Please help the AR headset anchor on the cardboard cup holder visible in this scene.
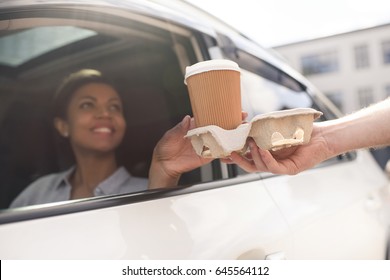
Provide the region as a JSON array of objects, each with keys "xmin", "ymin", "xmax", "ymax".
[{"xmin": 186, "ymin": 108, "xmax": 322, "ymax": 158}]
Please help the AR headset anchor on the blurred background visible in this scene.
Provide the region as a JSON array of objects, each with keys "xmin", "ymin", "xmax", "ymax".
[
  {"xmin": 185, "ymin": 0, "xmax": 390, "ymax": 47},
  {"xmin": 186, "ymin": 0, "xmax": 390, "ymax": 170}
]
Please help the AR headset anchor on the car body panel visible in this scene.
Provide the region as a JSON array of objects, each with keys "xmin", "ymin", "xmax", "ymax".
[
  {"xmin": 263, "ymin": 150, "xmax": 389, "ymax": 259},
  {"xmin": 0, "ymin": 178, "xmax": 292, "ymax": 259}
]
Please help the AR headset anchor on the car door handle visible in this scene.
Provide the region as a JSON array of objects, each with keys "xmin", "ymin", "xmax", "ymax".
[
  {"xmin": 236, "ymin": 248, "xmax": 265, "ymax": 260},
  {"xmin": 366, "ymin": 193, "xmax": 382, "ymax": 211},
  {"xmin": 265, "ymin": 251, "xmax": 286, "ymax": 260}
]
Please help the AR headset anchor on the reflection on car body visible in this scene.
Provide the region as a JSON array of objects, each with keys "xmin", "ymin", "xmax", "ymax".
[{"xmin": 0, "ymin": 0, "xmax": 389, "ymax": 259}]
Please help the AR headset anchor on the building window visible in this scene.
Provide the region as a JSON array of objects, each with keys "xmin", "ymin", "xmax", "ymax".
[
  {"xmin": 385, "ymin": 84, "xmax": 390, "ymax": 98},
  {"xmin": 354, "ymin": 44, "xmax": 370, "ymax": 69},
  {"xmin": 301, "ymin": 51, "xmax": 339, "ymax": 76},
  {"xmin": 325, "ymin": 91, "xmax": 344, "ymax": 112},
  {"xmin": 357, "ymin": 87, "xmax": 374, "ymax": 108},
  {"xmin": 382, "ymin": 40, "xmax": 390, "ymax": 64}
]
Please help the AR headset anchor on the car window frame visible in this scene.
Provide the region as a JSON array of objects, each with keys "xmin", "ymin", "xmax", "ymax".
[{"xmin": 0, "ymin": 3, "xmax": 268, "ymax": 220}]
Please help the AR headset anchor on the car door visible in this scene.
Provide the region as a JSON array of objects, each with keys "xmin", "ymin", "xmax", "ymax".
[
  {"xmin": 0, "ymin": 1, "xmax": 292, "ymax": 259},
  {"xmin": 262, "ymin": 152, "xmax": 389, "ymax": 259},
  {"xmin": 0, "ymin": 177, "xmax": 292, "ymax": 259},
  {"xmin": 208, "ymin": 35, "xmax": 390, "ymax": 259}
]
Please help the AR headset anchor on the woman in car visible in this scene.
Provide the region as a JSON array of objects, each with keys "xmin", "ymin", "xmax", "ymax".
[{"xmin": 10, "ymin": 69, "xmax": 212, "ymax": 207}]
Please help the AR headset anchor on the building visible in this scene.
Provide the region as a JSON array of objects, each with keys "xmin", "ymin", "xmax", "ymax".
[
  {"xmin": 274, "ymin": 23, "xmax": 390, "ymax": 169},
  {"xmin": 274, "ymin": 23, "xmax": 390, "ymax": 114}
]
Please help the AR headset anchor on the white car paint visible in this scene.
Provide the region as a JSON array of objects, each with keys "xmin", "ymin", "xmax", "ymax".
[
  {"xmin": 264, "ymin": 150, "xmax": 388, "ymax": 259},
  {"xmin": 0, "ymin": 177, "xmax": 292, "ymax": 259}
]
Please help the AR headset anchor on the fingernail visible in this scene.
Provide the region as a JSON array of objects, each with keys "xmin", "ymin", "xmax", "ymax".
[{"xmin": 181, "ymin": 115, "xmax": 190, "ymax": 125}]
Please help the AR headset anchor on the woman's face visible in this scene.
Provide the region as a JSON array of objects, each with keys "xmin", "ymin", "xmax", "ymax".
[{"xmin": 56, "ymin": 82, "xmax": 126, "ymax": 155}]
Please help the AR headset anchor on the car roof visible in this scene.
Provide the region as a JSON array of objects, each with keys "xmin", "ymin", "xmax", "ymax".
[
  {"xmin": 0, "ymin": 0, "xmax": 241, "ymax": 38},
  {"xmin": 0, "ymin": 0, "xmax": 312, "ymax": 91}
]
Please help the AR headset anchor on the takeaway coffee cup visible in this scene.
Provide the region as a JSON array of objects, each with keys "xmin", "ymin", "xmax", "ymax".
[{"xmin": 184, "ymin": 59, "xmax": 242, "ymax": 130}]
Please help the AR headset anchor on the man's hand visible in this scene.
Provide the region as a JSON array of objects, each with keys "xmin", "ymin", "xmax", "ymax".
[{"xmin": 222, "ymin": 124, "xmax": 332, "ymax": 175}]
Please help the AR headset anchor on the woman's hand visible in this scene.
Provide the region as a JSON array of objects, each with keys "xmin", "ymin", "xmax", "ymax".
[
  {"xmin": 148, "ymin": 115, "xmax": 213, "ymax": 188},
  {"xmin": 148, "ymin": 112, "xmax": 249, "ymax": 188}
]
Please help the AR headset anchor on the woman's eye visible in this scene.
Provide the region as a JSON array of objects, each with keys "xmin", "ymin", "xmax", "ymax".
[
  {"xmin": 109, "ymin": 104, "xmax": 122, "ymax": 112},
  {"xmin": 80, "ymin": 102, "xmax": 93, "ymax": 109}
]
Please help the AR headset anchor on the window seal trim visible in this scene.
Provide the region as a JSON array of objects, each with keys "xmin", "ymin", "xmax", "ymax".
[{"xmin": 0, "ymin": 173, "xmax": 261, "ymax": 225}]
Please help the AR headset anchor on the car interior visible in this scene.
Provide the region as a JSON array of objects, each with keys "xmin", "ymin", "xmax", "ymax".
[{"xmin": 0, "ymin": 13, "xmax": 202, "ymax": 208}]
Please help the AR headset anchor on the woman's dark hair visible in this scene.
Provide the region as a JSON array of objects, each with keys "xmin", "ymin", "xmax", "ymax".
[{"xmin": 53, "ymin": 69, "xmax": 118, "ymax": 120}]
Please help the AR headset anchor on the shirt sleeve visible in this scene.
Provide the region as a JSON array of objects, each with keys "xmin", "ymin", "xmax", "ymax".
[{"xmin": 9, "ymin": 172, "xmax": 67, "ymax": 208}]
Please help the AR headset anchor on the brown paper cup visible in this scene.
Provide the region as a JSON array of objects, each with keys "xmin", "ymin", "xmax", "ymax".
[{"xmin": 184, "ymin": 60, "xmax": 242, "ymax": 130}]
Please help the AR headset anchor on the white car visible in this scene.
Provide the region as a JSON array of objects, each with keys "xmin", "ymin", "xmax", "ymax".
[{"xmin": 0, "ymin": 0, "xmax": 388, "ymax": 259}]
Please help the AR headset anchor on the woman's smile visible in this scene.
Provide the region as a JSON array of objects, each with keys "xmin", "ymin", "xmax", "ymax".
[
  {"xmin": 93, "ymin": 127, "xmax": 113, "ymax": 133},
  {"xmin": 91, "ymin": 123, "xmax": 115, "ymax": 134}
]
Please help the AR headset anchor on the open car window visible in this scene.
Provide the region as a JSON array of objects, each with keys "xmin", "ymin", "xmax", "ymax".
[{"xmin": 0, "ymin": 8, "xmax": 211, "ymax": 210}]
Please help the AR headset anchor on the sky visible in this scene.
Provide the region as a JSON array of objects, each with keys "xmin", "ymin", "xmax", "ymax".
[{"xmin": 185, "ymin": 0, "xmax": 390, "ymax": 48}]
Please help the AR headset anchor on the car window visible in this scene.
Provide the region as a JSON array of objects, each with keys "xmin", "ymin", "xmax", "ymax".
[
  {"xmin": 221, "ymin": 47, "xmax": 329, "ymax": 177},
  {"xmin": 0, "ymin": 8, "xmax": 213, "ymax": 209},
  {"xmin": 224, "ymin": 48, "xmax": 315, "ymax": 117},
  {"xmin": 241, "ymin": 68, "xmax": 313, "ymax": 119}
]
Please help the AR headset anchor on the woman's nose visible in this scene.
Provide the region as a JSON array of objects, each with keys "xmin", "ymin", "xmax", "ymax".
[{"xmin": 96, "ymin": 106, "xmax": 111, "ymax": 118}]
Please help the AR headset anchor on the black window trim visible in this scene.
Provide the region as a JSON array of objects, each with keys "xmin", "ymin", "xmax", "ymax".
[{"xmin": 0, "ymin": 173, "xmax": 261, "ymax": 225}]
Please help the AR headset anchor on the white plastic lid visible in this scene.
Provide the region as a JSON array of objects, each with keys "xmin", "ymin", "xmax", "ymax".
[{"xmin": 184, "ymin": 59, "xmax": 240, "ymax": 84}]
